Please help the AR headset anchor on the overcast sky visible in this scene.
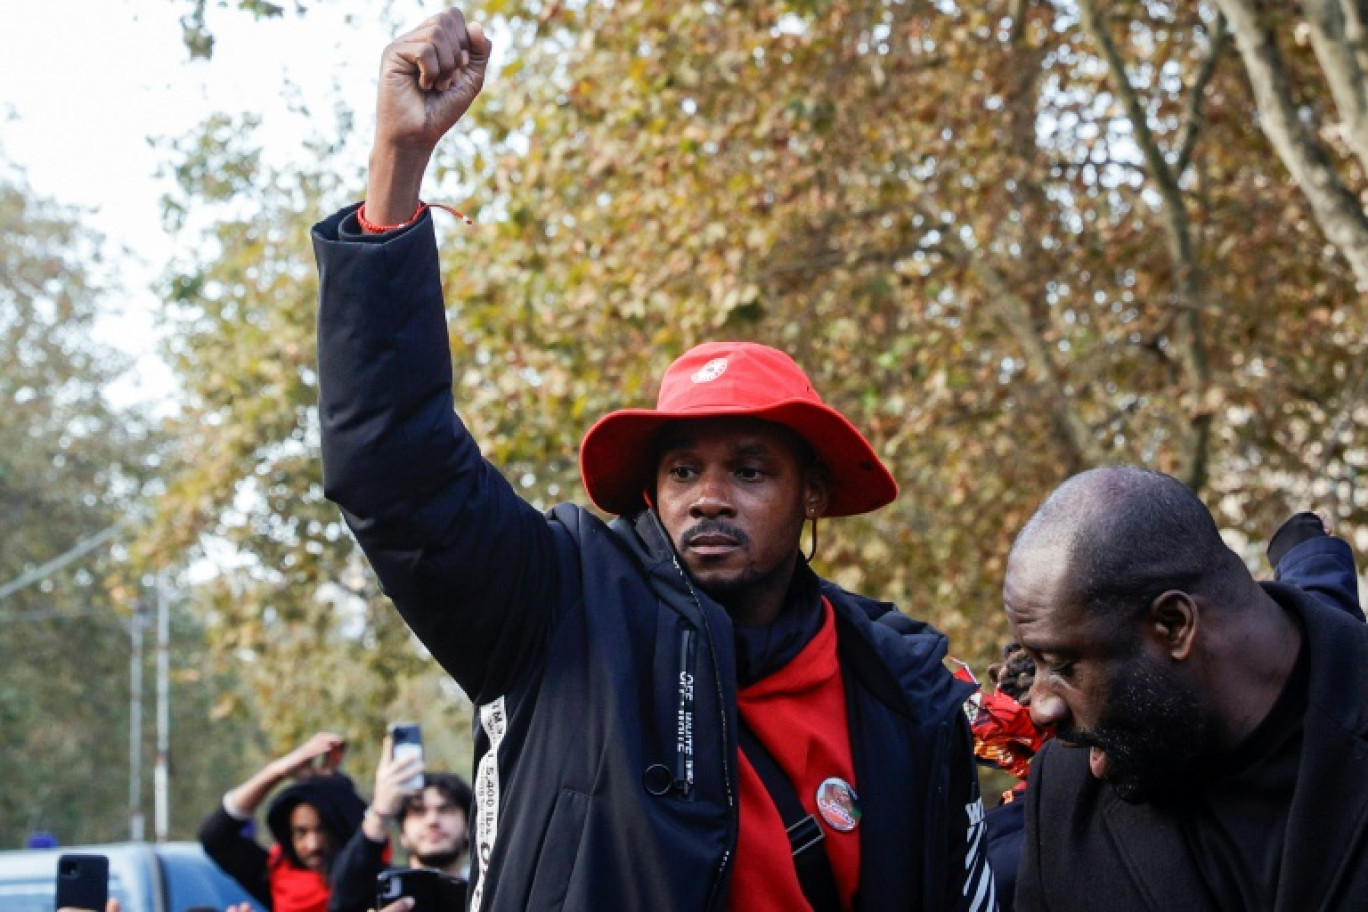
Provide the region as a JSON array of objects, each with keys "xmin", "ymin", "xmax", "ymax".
[{"xmin": 0, "ymin": 0, "xmax": 429, "ymax": 410}]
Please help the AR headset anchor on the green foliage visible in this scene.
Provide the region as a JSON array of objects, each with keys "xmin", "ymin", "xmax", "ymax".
[
  {"xmin": 0, "ymin": 169, "xmax": 256, "ymax": 844},
  {"xmin": 0, "ymin": 171, "xmax": 139, "ymax": 844}
]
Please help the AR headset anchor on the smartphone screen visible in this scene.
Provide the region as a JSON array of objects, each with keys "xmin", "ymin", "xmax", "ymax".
[
  {"xmin": 55, "ymin": 854, "xmax": 108, "ymax": 912},
  {"xmin": 388, "ymin": 722, "xmax": 424, "ymax": 792},
  {"xmin": 377, "ymin": 868, "xmax": 466, "ymax": 911}
]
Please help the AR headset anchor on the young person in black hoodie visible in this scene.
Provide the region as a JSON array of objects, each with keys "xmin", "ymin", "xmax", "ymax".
[{"xmin": 199, "ymin": 732, "xmax": 366, "ymax": 912}]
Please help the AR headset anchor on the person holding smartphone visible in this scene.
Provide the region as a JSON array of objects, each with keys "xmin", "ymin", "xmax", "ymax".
[
  {"xmin": 198, "ymin": 732, "xmax": 367, "ymax": 912},
  {"xmin": 327, "ymin": 731, "xmax": 473, "ymax": 912}
]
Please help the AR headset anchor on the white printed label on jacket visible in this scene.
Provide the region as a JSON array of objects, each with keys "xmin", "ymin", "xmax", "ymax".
[
  {"xmin": 963, "ymin": 797, "xmax": 996, "ymax": 912},
  {"xmin": 469, "ymin": 696, "xmax": 508, "ymax": 912}
]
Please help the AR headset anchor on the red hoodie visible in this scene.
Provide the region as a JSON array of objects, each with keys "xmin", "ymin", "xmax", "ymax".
[{"xmin": 728, "ymin": 599, "xmax": 860, "ymax": 912}]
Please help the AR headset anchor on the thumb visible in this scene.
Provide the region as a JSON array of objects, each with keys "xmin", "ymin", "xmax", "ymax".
[{"xmin": 467, "ymin": 21, "xmax": 492, "ymax": 68}]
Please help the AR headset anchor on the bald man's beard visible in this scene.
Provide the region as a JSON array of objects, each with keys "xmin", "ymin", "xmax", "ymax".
[{"xmin": 1060, "ymin": 656, "xmax": 1211, "ymax": 804}]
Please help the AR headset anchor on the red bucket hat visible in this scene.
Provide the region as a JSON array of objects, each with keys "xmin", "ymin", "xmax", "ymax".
[{"xmin": 579, "ymin": 342, "xmax": 898, "ymax": 517}]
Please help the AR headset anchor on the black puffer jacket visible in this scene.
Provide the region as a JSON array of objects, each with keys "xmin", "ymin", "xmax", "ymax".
[{"xmin": 313, "ymin": 205, "xmax": 995, "ymax": 912}]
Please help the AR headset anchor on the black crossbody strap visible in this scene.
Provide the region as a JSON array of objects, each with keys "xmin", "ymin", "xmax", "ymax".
[{"xmin": 737, "ymin": 721, "xmax": 842, "ymax": 912}]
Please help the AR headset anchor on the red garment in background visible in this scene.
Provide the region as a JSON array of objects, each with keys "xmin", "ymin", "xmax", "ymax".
[
  {"xmin": 266, "ymin": 844, "xmax": 331, "ymax": 912},
  {"xmin": 952, "ymin": 663, "xmax": 1049, "ymax": 784},
  {"xmin": 727, "ymin": 599, "xmax": 859, "ymax": 912}
]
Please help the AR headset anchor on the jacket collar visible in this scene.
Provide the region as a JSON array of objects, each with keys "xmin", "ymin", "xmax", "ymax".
[
  {"xmin": 826, "ymin": 582, "xmax": 972, "ymax": 724},
  {"xmin": 1267, "ymin": 583, "xmax": 1368, "ymax": 910}
]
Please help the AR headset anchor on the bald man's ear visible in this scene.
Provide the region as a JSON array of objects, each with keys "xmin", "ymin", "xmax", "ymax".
[{"xmin": 1148, "ymin": 590, "xmax": 1198, "ymax": 660}]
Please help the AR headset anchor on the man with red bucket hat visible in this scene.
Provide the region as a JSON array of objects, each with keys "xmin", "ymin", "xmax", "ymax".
[{"xmin": 313, "ymin": 9, "xmax": 994, "ymax": 911}]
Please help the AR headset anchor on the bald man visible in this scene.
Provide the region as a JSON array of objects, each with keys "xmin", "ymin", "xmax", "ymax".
[{"xmin": 1004, "ymin": 466, "xmax": 1368, "ymax": 912}]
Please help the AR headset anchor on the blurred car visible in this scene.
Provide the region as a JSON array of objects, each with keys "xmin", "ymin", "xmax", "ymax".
[{"xmin": 0, "ymin": 841, "xmax": 264, "ymax": 912}]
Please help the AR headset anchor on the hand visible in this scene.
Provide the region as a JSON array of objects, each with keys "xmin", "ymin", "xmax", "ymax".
[
  {"xmin": 376, "ymin": 8, "xmax": 490, "ymax": 153},
  {"xmin": 371, "ymin": 734, "xmax": 426, "ymax": 818},
  {"xmin": 59, "ymin": 900, "xmax": 119, "ymax": 912},
  {"xmin": 372, "ymin": 899, "xmax": 415, "ymax": 912},
  {"xmin": 367, "ymin": 8, "xmax": 491, "ymax": 226},
  {"xmin": 272, "ymin": 731, "xmax": 346, "ymax": 781}
]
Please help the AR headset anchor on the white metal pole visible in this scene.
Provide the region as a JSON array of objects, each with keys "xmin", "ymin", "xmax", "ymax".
[
  {"xmin": 129, "ymin": 600, "xmax": 146, "ymax": 842},
  {"xmin": 154, "ymin": 576, "xmax": 170, "ymax": 842}
]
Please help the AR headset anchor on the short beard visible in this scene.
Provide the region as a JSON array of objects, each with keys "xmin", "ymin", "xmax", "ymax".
[
  {"xmin": 412, "ymin": 847, "xmax": 464, "ymax": 871},
  {"xmin": 1062, "ymin": 655, "xmax": 1209, "ymax": 804}
]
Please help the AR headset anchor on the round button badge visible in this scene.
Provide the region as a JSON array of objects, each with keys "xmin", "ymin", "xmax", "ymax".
[{"xmin": 815, "ymin": 777, "xmax": 861, "ymax": 832}]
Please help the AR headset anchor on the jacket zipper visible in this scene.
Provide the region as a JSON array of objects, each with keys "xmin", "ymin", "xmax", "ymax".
[
  {"xmin": 923, "ymin": 717, "xmax": 952, "ymax": 911},
  {"xmin": 650, "ymin": 510, "xmax": 737, "ymax": 910}
]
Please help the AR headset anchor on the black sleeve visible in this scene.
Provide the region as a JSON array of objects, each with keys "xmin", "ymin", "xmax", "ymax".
[
  {"xmin": 328, "ymin": 827, "xmax": 390, "ymax": 912},
  {"xmin": 198, "ymin": 804, "xmax": 272, "ymax": 909},
  {"xmin": 313, "ymin": 206, "xmax": 563, "ymax": 705},
  {"xmin": 1269, "ymin": 515, "xmax": 1363, "ymax": 622},
  {"xmin": 985, "ymin": 800, "xmax": 1025, "ymax": 912},
  {"xmin": 1267, "ymin": 513, "xmax": 1327, "ymax": 569}
]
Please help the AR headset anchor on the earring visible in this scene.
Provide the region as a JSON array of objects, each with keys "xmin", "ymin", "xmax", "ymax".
[{"xmin": 805, "ymin": 516, "xmax": 819, "ymax": 562}]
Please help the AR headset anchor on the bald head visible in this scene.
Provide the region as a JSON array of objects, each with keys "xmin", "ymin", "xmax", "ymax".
[{"xmin": 1010, "ymin": 466, "xmax": 1248, "ymax": 621}]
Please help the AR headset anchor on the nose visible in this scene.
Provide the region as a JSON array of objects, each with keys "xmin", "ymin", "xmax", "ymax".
[
  {"xmin": 1027, "ymin": 682, "xmax": 1067, "ymax": 730},
  {"xmin": 689, "ymin": 470, "xmax": 734, "ymax": 519}
]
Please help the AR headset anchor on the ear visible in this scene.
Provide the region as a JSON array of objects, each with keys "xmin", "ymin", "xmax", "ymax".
[
  {"xmin": 1147, "ymin": 590, "xmax": 1198, "ymax": 660},
  {"xmin": 803, "ymin": 466, "xmax": 831, "ymax": 519}
]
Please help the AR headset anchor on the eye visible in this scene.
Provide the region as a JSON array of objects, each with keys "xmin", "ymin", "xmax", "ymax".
[
  {"xmin": 666, "ymin": 464, "xmax": 697, "ymax": 481},
  {"xmin": 1048, "ymin": 661, "xmax": 1076, "ymax": 681},
  {"xmin": 735, "ymin": 465, "xmax": 765, "ymax": 481}
]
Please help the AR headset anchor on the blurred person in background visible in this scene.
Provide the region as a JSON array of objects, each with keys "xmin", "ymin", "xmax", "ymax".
[
  {"xmin": 198, "ymin": 732, "xmax": 366, "ymax": 912},
  {"xmin": 328, "ymin": 733, "xmax": 472, "ymax": 912}
]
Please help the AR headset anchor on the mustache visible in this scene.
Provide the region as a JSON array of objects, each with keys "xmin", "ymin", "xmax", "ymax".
[{"xmin": 681, "ymin": 520, "xmax": 750, "ymax": 548}]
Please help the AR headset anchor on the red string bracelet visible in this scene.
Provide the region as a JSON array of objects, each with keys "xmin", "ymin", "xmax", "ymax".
[{"xmin": 357, "ymin": 200, "xmax": 473, "ymax": 233}]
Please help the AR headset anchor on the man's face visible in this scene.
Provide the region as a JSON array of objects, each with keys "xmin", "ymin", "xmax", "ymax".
[
  {"xmin": 653, "ymin": 417, "xmax": 822, "ymax": 620},
  {"xmin": 399, "ymin": 786, "xmax": 468, "ymax": 869},
  {"xmin": 1004, "ymin": 547, "xmax": 1210, "ymax": 803},
  {"xmin": 289, "ymin": 803, "xmax": 331, "ymax": 873}
]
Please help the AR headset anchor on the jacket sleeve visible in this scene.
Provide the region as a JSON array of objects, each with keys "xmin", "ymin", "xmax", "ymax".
[
  {"xmin": 947, "ymin": 715, "xmax": 1000, "ymax": 912},
  {"xmin": 313, "ymin": 206, "xmax": 565, "ymax": 704},
  {"xmin": 1270, "ymin": 521, "xmax": 1362, "ymax": 622},
  {"xmin": 198, "ymin": 804, "xmax": 272, "ymax": 909},
  {"xmin": 327, "ymin": 827, "xmax": 388, "ymax": 912}
]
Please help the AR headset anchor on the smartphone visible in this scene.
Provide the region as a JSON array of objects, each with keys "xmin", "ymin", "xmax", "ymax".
[
  {"xmin": 376, "ymin": 868, "xmax": 466, "ymax": 912},
  {"xmin": 388, "ymin": 721, "xmax": 424, "ymax": 792},
  {"xmin": 54, "ymin": 854, "xmax": 108, "ymax": 912}
]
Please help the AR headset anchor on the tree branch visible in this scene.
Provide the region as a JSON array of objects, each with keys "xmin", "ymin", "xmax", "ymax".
[
  {"xmin": 1175, "ymin": 13, "xmax": 1230, "ymax": 178},
  {"xmin": 1214, "ymin": 0, "xmax": 1368, "ymax": 290},
  {"xmin": 1303, "ymin": 0, "xmax": 1368, "ymax": 175},
  {"xmin": 902, "ymin": 196, "xmax": 1101, "ymax": 469},
  {"xmin": 1077, "ymin": 0, "xmax": 1214, "ymax": 489}
]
